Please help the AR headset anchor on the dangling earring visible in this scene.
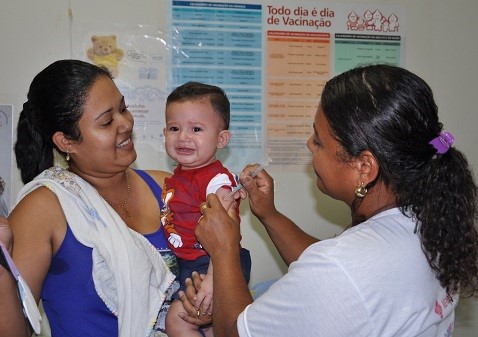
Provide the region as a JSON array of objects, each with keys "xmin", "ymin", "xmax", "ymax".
[
  {"xmin": 354, "ymin": 182, "xmax": 368, "ymax": 198},
  {"xmin": 65, "ymin": 150, "xmax": 70, "ymax": 162}
]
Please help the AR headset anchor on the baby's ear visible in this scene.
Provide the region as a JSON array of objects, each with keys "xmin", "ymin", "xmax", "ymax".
[{"xmin": 217, "ymin": 130, "xmax": 231, "ymax": 149}]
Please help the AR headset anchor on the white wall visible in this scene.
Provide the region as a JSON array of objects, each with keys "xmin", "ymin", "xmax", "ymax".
[{"xmin": 1, "ymin": 1, "xmax": 477, "ymax": 336}]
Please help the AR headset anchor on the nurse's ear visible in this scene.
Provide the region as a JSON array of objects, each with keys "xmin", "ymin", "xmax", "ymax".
[{"xmin": 354, "ymin": 150, "xmax": 379, "ymax": 186}]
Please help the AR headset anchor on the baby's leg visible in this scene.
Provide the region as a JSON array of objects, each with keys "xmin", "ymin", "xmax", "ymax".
[{"xmin": 165, "ymin": 299, "xmax": 204, "ymax": 337}]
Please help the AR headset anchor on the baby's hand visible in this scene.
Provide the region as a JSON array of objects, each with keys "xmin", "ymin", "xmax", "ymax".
[{"xmin": 195, "ymin": 273, "xmax": 213, "ymax": 315}]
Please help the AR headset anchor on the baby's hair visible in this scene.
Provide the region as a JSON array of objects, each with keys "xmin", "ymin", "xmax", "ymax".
[{"xmin": 166, "ymin": 81, "xmax": 230, "ymax": 130}]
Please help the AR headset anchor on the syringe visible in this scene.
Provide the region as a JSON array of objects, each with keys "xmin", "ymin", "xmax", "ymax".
[{"xmin": 225, "ymin": 158, "xmax": 271, "ymax": 200}]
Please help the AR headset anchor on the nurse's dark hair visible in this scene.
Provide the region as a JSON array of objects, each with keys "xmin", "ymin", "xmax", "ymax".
[
  {"xmin": 321, "ymin": 64, "xmax": 478, "ymax": 296},
  {"xmin": 166, "ymin": 81, "xmax": 230, "ymax": 130},
  {"xmin": 15, "ymin": 60, "xmax": 112, "ymax": 184}
]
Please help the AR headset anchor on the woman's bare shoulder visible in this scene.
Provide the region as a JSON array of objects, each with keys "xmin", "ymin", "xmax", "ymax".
[
  {"xmin": 141, "ymin": 169, "xmax": 172, "ymax": 186},
  {"xmin": 9, "ymin": 186, "xmax": 65, "ymax": 230}
]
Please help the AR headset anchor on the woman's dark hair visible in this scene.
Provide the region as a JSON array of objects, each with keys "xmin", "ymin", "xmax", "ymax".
[
  {"xmin": 14, "ymin": 60, "xmax": 112, "ymax": 184},
  {"xmin": 166, "ymin": 81, "xmax": 230, "ymax": 130},
  {"xmin": 321, "ymin": 64, "xmax": 478, "ymax": 296}
]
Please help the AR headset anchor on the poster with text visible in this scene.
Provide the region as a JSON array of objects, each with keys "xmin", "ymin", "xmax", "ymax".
[
  {"xmin": 171, "ymin": 0, "xmax": 406, "ymax": 171},
  {"xmin": 72, "ymin": 1, "xmax": 406, "ymax": 173}
]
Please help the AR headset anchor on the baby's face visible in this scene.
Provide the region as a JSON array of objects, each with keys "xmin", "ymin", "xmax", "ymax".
[{"xmin": 164, "ymin": 98, "xmax": 229, "ymax": 170}]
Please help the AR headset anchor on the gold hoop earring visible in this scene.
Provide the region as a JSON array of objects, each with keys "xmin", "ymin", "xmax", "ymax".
[
  {"xmin": 65, "ymin": 150, "xmax": 70, "ymax": 162},
  {"xmin": 354, "ymin": 182, "xmax": 368, "ymax": 198}
]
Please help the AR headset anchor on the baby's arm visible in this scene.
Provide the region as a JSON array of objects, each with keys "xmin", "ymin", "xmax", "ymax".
[{"xmin": 215, "ymin": 186, "xmax": 235, "ymax": 211}]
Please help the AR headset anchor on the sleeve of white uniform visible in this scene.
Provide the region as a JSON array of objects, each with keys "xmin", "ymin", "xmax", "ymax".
[{"xmin": 236, "ymin": 243, "xmax": 372, "ymax": 337}]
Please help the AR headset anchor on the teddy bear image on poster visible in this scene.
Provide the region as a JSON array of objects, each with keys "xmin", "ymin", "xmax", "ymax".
[{"xmin": 87, "ymin": 34, "xmax": 124, "ymax": 78}]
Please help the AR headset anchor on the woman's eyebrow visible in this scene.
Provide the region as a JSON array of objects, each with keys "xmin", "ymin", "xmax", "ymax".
[
  {"xmin": 94, "ymin": 96, "xmax": 125, "ymax": 121},
  {"xmin": 312, "ymin": 122, "xmax": 321, "ymax": 140},
  {"xmin": 94, "ymin": 108, "xmax": 113, "ymax": 121}
]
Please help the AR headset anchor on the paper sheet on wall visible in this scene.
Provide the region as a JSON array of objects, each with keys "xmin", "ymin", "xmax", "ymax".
[
  {"xmin": 171, "ymin": 0, "xmax": 405, "ymax": 172},
  {"xmin": 72, "ymin": 1, "xmax": 405, "ymax": 173},
  {"xmin": 72, "ymin": 24, "xmax": 179, "ymax": 172}
]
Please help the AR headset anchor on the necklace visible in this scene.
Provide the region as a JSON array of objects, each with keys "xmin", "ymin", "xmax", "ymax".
[{"xmin": 102, "ymin": 169, "xmax": 131, "ymax": 218}]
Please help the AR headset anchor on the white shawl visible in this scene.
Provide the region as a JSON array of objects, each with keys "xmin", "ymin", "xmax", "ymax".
[{"xmin": 16, "ymin": 167, "xmax": 175, "ymax": 337}]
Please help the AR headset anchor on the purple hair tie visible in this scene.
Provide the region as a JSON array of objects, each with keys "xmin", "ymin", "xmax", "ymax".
[{"xmin": 429, "ymin": 131, "xmax": 454, "ymax": 154}]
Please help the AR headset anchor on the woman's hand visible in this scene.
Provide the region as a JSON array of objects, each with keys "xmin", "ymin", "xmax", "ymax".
[
  {"xmin": 178, "ymin": 272, "xmax": 213, "ymax": 326},
  {"xmin": 241, "ymin": 165, "xmax": 318, "ymax": 265},
  {"xmin": 240, "ymin": 165, "xmax": 277, "ymax": 221},
  {"xmin": 197, "ymin": 194, "xmax": 241, "ymax": 259}
]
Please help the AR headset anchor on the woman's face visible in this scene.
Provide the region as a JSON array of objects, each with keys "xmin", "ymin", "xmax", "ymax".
[
  {"xmin": 306, "ymin": 105, "xmax": 358, "ymax": 205},
  {"xmin": 70, "ymin": 76, "xmax": 136, "ymax": 175}
]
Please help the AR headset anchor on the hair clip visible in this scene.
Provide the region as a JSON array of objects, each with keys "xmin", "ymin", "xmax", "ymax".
[{"xmin": 429, "ymin": 131, "xmax": 454, "ymax": 154}]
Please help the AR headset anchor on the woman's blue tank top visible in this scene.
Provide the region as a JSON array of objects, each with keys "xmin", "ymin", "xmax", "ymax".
[{"xmin": 41, "ymin": 169, "xmax": 172, "ymax": 336}]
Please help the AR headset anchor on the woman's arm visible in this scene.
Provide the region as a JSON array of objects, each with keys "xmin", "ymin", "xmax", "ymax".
[
  {"xmin": 0, "ymin": 266, "xmax": 31, "ymax": 336},
  {"xmin": 1, "ymin": 187, "xmax": 64, "ymax": 336},
  {"xmin": 194, "ymin": 194, "xmax": 252, "ymax": 337},
  {"xmin": 240, "ymin": 167, "xmax": 318, "ymax": 265},
  {"xmin": 0, "ymin": 216, "xmax": 31, "ymax": 336}
]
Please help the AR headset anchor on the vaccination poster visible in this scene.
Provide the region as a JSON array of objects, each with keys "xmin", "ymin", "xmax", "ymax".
[
  {"xmin": 73, "ymin": 0, "xmax": 406, "ymax": 172},
  {"xmin": 171, "ymin": 0, "xmax": 405, "ymax": 171}
]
